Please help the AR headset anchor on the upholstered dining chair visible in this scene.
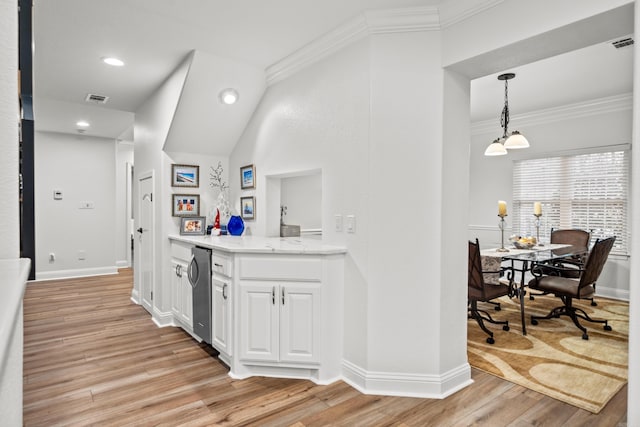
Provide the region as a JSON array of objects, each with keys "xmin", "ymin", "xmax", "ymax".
[
  {"xmin": 528, "ymin": 236, "xmax": 615, "ymax": 340},
  {"xmin": 530, "ymin": 228, "xmax": 595, "ymax": 304},
  {"xmin": 468, "ymin": 239, "xmax": 510, "ymax": 344}
]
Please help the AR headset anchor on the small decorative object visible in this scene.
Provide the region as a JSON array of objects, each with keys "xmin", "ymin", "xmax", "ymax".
[
  {"xmin": 227, "ymin": 215, "xmax": 245, "ymax": 236},
  {"xmin": 241, "ymin": 196, "xmax": 255, "ymax": 220},
  {"xmin": 533, "ymin": 202, "xmax": 544, "ymax": 246},
  {"xmin": 172, "ymin": 194, "xmax": 200, "ymax": 217},
  {"xmin": 171, "ymin": 164, "xmax": 199, "ymax": 188},
  {"xmin": 210, "ymin": 162, "xmax": 231, "ymax": 221},
  {"xmin": 214, "ymin": 208, "xmax": 220, "ymax": 229},
  {"xmin": 180, "ymin": 216, "xmax": 206, "ymax": 235},
  {"xmin": 240, "ymin": 164, "xmax": 255, "ymax": 189},
  {"xmin": 497, "ymin": 200, "xmax": 509, "ymax": 252}
]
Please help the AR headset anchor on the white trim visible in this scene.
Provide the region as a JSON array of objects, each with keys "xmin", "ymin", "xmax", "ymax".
[
  {"xmin": 365, "ymin": 7, "xmax": 440, "ymax": 34},
  {"xmin": 116, "ymin": 259, "xmax": 129, "ymax": 268},
  {"xmin": 266, "ymin": 15, "xmax": 368, "ymax": 86},
  {"xmin": 35, "ymin": 266, "xmax": 118, "ymax": 281},
  {"xmin": 438, "ymin": 0, "xmax": 505, "ymax": 28},
  {"xmin": 471, "ymin": 93, "xmax": 633, "ymax": 135},
  {"xmin": 596, "ymin": 286, "xmax": 630, "ymax": 302},
  {"xmin": 130, "ymin": 288, "xmax": 140, "ymax": 305},
  {"xmin": 341, "ymin": 359, "xmax": 472, "ymax": 398},
  {"xmin": 152, "ymin": 308, "xmax": 174, "ymax": 328},
  {"xmin": 266, "ymin": 7, "xmax": 440, "ymax": 86}
]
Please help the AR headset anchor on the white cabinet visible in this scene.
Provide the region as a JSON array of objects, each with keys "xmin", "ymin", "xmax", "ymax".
[
  {"xmin": 239, "ymin": 281, "xmax": 320, "ymax": 364},
  {"xmin": 170, "ymin": 260, "xmax": 193, "ymax": 330},
  {"xmin": 212, "ymin": 274, "xmax": 232, "ymax": 358}
]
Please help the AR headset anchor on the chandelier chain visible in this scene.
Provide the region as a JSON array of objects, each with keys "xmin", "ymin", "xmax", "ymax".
[{"xmin": 500, "ymin": 79, "xmax": 510, "ymax": 138}]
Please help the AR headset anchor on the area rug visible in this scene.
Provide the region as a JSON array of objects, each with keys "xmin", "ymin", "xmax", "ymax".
[{"xmin": 467, "ymin": 294, "xmax": 628, "ymax": 413}]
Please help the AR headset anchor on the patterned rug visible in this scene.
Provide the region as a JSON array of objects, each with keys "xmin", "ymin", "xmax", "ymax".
[{"xmin": 467, "ymin": 294, "xmax": 628, "ymax": 413}]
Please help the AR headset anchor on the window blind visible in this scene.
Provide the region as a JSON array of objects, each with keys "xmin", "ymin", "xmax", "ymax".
[{"xmin": 512, "ymin": 150, "xmax": 629, "ymax": 254}]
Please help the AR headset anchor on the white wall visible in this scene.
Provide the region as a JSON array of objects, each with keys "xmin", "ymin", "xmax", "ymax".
[
  {"xmin": 34, "ymin": 132, "xmax": 117, "ymax": 279},
  {"xmin": 468, "ymin": 106, "xmax": 633, "ymax": 299},
  {"xmin": 115, "ymin": 141, "xmax": 134, "ymax": 267},
  {"xmin": 0, "ymin": 0, "xmax": 19, "ymax": 260}
]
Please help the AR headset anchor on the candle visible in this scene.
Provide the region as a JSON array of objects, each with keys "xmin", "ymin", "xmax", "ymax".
[
  {"xmin": 498, "ymin": 200, "xmax": 507, "ymax": 216},
  {"xmin": 534, "ymin": 202, "xmax": 542, "ymax": 216}
]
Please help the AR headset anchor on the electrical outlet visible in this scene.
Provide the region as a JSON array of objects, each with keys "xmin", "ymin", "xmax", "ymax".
[
  {"xmin": 79, "ymin": 201, "xmax": 95, "ymax": 209},
  {"xmin": 78, "ymin": 250, "xmax": 86, "ymax": 260},
  {"xmin": 49, "ymin": 252, "xmax": 55, "ymax": 262},
  {"xmin": 334, "ymin": 215, "xmax": 343, "ymax": 232}
]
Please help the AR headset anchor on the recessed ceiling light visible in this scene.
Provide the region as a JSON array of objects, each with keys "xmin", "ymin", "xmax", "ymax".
[
  {"xmin": 76, "ymin": 120, "xmax": 90, "ymax": 127},
  {"xmin": 102, "ymin": 57, "xmax": 124, "ymax": 67},
  {"xmin": 219, "ymin": 88, "xmax": 239, "ymax": 105}
]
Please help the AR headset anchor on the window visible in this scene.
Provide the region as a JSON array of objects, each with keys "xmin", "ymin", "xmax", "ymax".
[{"xmin": 512, "ymin": 150, "xmax": 629, "ymax": 254}]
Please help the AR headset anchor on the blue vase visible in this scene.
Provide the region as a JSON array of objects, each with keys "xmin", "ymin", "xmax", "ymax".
[{"xmin": 227, "ymin": 215, "xmax": 245, "ymax": 236}]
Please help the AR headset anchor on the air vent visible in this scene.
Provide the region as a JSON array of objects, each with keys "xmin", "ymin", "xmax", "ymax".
[
  {"xmin": 85, "ymin": 93, "xmax": 109, "ymax": 104},
  {"xmin": 612, "ymin": 37, "xmax": 634, "ymax": 49}
]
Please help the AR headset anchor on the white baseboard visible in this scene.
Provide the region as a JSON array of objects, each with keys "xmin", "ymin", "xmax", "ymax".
[
  {"xmin": 116, "ymin": 260, "xmax": 130, "ymax": 268},
  {"xmin": 341, "ymin": 359, "xmax": 472, "ymax": 398},
  {"xmin": 152, "ymin": 308, "xmax": 175, "ymax": 328},
  {"xmin": 35, "ymin": 266, "xmax": 118, "ymax": 281},
  {"xmin": 130, "ymin": 289, "xmax": 140, "ymax": 305},
  {"xmin": 596, "ymin": 286, "xmax": 629, "ymax": 302}
]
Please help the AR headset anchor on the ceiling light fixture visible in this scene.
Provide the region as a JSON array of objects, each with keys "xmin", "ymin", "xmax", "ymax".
[
  {"xmin": 76, "ymin": 120, "xmax": 90, "ymax": 127},
  {"xmin": 219, "ymin": 88, "xmax": 239, "ymax": 105},
  {"xmin": 484, "ymin": 73, "xmax": 530, "ymax": 156},
  {"xmin": 102, "ymin": 57, "xmax": 124, "ymax": 67}
]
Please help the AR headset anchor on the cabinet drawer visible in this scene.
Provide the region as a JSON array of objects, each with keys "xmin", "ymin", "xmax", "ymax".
[
  {"xmin": 171, "ymin": 241, "xmax": 192, "ymax": 262},
  {"xmin": 212, "ymin": 251, "xmax": 233, "ymax": 277},
  {"xmin": 239, "ymin": 255, "xmax": 321, "ymax": 281}
]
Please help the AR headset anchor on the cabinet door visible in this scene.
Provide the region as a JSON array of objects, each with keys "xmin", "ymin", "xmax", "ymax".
[
  {"xmin": 212, "ymin": 276, "xmax": 232, "ymax": 355},
  {"xmin": 170, "ymin": 262, "xmax": 182, "ymax": 318},
  {"xmin": 280, "ymin": 283, "xmax": 321, "ymax": 364},
  {"xmin": 239, "ymin": 282, "xmax": 278, "ymax": 362},
  {"xmin": 180, "ymin": 267, "xmax": 193, "ymax": 328}
]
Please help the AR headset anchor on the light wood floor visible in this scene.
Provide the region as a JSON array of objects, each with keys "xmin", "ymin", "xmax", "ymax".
[{"xmin": 23, "ymin": 268, "xmax": 627, "ymax": 426}]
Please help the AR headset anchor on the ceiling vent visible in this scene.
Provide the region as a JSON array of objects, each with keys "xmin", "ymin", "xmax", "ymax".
[
  {"xmin": 611, "ymin": 37, "xmax": 634, "ymax": 49},
  {"xmin": 85, "ymin": 93, "xmax": 109, "ymax": 104}
]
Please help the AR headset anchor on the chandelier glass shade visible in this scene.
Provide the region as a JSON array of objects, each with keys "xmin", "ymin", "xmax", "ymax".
[{"xmin": 484, "ymin": 73, "xmax": 529, "ymax": 156}]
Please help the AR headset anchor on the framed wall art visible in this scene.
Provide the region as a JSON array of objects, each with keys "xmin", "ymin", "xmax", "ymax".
[
  {"xmin": 240, "ymin": 164, "xmax": 255, "ymax": 189},
  {"xmin": 172, "ymin": 194, "xmax": 200, "ymax": 216},
  {"xmin": 179, "ymin": 216, "xmax": 206, "ymax": 235},
  {"xmin": 240, "ymin": 196, "xmax": 255, "ymax": 220},
  {"xmin": 171, "ymin": 164, "xmax": 199, "ymax": 188}
]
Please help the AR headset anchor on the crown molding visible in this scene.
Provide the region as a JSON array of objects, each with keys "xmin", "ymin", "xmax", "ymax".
[
  {"xmin": 266, "ymin": 7, "xmax": 440, "ymax": 86},
  {"xmin": 471, "ymin": 93, "xmax": 633, "ymax": 135},
  {"xmin": 266, "ymin": 14, "xmax": 369, "ymax": 86},
  {"xmin": 365, "ymin": 7, "xmax": 440, "ymax": 34},
  {"xmin": 438, "ymin": 0, "xmax": 505, "ymax": 29}
]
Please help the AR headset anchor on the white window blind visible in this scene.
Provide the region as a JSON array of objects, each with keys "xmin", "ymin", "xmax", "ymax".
[{"xmin": 512, "ymin": 150, "xmax": 629, "ymax": 254}]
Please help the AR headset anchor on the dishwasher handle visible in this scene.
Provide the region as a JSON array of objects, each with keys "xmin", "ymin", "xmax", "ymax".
[{"xmin": 187, "ymin": 255, "xmax": 198, "ymax": 288}]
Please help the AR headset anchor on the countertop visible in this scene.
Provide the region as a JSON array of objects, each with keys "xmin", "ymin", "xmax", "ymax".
[
  {"xmin": 169, "ymin": 234, "xmax": 347, "ymax": 255},
  {"xmin": 0, "ymin": 258, "xmax": 31, "ymax": 373}
]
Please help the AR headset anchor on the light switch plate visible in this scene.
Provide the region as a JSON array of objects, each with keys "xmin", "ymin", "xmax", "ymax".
[{"xmin": 346, "ymin": 215, "xmax": 356, "ymax": 233}]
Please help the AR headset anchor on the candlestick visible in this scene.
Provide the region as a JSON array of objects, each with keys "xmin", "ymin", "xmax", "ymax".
[
  {"xmin": 533, "ymin": 213, "xmax": 544, "ymax": 246},
  {"xmin": 496, "ymin": 214, "xmax": 509, "ymax": 252},
  {"xmin": 498, "ymin": 200, "xmax": 507, "ymax": 217},
  {"xmin": 534, "ymin": 201, "xmax": 542, "ymax": 216}
]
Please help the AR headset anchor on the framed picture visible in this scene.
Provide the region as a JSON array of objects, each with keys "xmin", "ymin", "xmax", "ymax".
[
  {"xmin": 180, "ymin": 216, "xmax": 206, "ymax": 235},
  {"xmin": 171, "ymin": 164, "xmax": 199, "ymax": 188},
  {"xmin": 172, "ymin": 194, "xmax": 200, "ymax": 217},
  {"xmin": 240, "ymin": 196, "xmax": 255, "ymax": 220},
  {"xmin": 240, "ymin": 164, "xmax": 255, "ymax": 189}
]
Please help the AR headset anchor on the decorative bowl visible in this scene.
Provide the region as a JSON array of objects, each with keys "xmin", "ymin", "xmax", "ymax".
[{"xmin": 513, "ymin": 240, "xmax": 535, "ymax": 249}]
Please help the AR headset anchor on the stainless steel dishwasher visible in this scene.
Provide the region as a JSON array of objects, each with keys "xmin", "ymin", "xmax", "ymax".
[{"xmin": 188, "ymin": 246, "xmax": 212, "ymax": 344}]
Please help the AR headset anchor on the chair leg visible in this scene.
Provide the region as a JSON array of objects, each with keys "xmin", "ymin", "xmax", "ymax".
[
  {"xmin": 469, "ymin": 300, "xmax": 509, "ymax": 344},
  {"xmin": 530, "ymin": 296, "xmax": 611, "ymax": 340}
]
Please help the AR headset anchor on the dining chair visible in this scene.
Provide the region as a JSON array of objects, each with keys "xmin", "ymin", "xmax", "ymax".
[
  {"xmin": 468, "ymin": 239, "xmax": 510, "ymax": 344},
  {"xmin": 528, "ymin": 236, "xmax": 615, "ymax": 340},
  {"xmin": 530, "ymin": 228, "xmax": 596, "ymax": 305}
]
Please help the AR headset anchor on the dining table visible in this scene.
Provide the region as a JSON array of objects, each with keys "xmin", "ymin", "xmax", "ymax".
[{"xmin": 481, "ymin": 243, "xmax": 588, "ymax": 335}]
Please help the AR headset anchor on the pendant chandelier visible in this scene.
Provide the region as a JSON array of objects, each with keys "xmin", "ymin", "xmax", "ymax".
[{"xmin": 484, "ymin": 72, "xmax": 530, "ymax": 156}]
